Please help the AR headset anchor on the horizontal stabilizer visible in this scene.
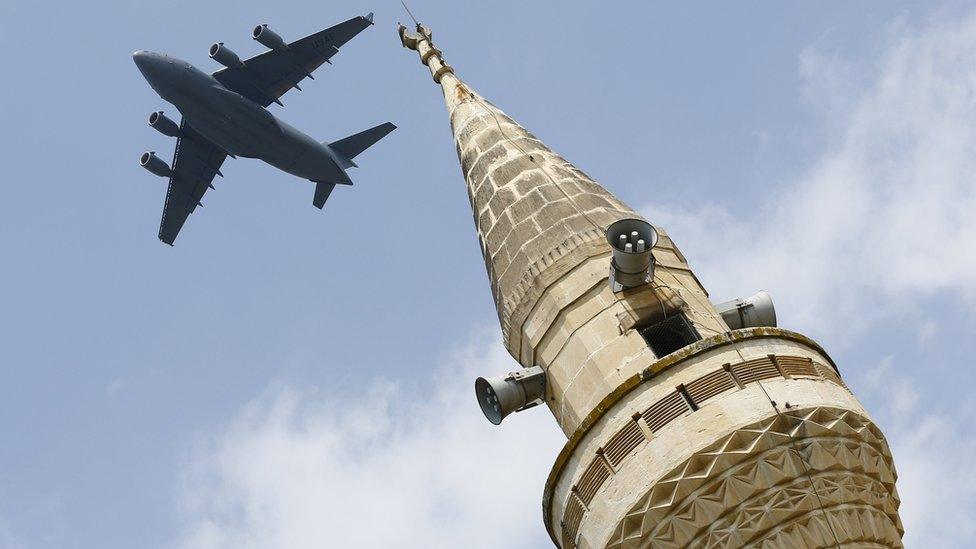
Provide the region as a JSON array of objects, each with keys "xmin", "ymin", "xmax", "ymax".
[{"xmin": 329, "ymin": 122, "xmax": 396, "ymax": 168}]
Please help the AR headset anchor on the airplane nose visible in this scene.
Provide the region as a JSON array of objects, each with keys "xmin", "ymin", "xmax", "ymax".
[
  {"xmin": 133, "ymin": 50, "xmax": 151, "ymax": 70},
  {"xmin": 133, "ymin": 50, "xmax": 147, "ymax": 71},
  {"xmin": 133, "ymin": 50, "xmax": 167, "ymax": 84}
]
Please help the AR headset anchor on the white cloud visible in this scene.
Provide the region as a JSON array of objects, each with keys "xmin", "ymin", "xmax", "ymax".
[
  {"xmin": 643, "ymin": 10, "xmax": 976, "ymax": 547},
  {"xmin": 0, "ymin": 515, "xmax": 24, "ymax": 549},
  {"xmin": 175, "ymin": 330, "xmax": 564, "ymax": 549},
  {"xmin": 644, "ymin": 11, "xmax": 976, "ymax": 335},
  {"xmin": 916, "ymin": 320, "xmax": 938, "ymax": 344},
  {"xmin": 856, "ymin": 358, "xmax": 976, "ymax": 547},
  {"xmin": 105, "ymin": 378, "xmax": 126, "ymax": 396}
]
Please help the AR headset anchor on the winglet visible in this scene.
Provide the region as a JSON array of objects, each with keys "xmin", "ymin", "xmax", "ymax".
[{"xmin": 365, "ymin": 12, "xmax": 374, "ymax": 25}]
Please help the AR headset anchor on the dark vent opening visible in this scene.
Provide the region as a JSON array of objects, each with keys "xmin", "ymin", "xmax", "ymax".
[{"xmin": 639, "ymin": 313, "xmax": 701, "ymax": 358}]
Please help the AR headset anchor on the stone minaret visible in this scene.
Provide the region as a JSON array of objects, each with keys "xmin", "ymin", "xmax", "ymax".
[{"xmin": 400, "ymin": 23, "xmax": 902, "ymax": 548}]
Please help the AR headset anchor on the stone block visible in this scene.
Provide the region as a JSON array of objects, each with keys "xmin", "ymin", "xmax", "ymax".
[
  {"xmin": 484, "ymin": 211, "xmax": 514, "ymax": 255},
  {"xmin": 497, "ymin": 249, "xmax": 530, "ymax": 298},
  {"xmin": 526, "ymin": 222, "xmax": 573, "ymax": 259},
  {"xmin": 535, "ymin": 200, "xmax": 578, "ymax": 232},
  {"xmin": 573, "ymin": 193, "xmax": 615, "ymax": 213},
  {"xmin": 513, "ymin": 171, "xmax": 549, "ymax": 196},
  {"xmin": 509, "ymin": 188, "xmax": 547, "ymax": 223},
  {"xmin": 473, "ymin": 126, "xmax": 509, "ymax": 153},
  {"xmin": 491, "ymin": 156, "xmax": 536, "ymax": 188},
  {"xmin": 478, "ymin": 208, "xmax": 495, "ymax": 235},
  {"xmin": 454, "ymin": 114, "xmax": 489, "ymax": 148},
  {"xmin": 466, "ymin": 143, "xmax": 508, "ymax": 193},
  {"xmin": 472, "ymin": 177, "xmax": 495, "ymax": 217},
  {"xmin": 486, "ymin": 186, "xmax": 517, "ymax": 220}
]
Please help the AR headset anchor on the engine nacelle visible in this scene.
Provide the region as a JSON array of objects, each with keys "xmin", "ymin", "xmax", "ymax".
[
  {"xmin": 140, "ymin": 151, "xmax": 172, "ymax": 178},
  {"xmin": 148, "ymin": 111, "xmax": 181, "ymax": 138},
  {"xmin": 252, "ymin": 24, "xmax": 287, "ymax": 51},
  {"xmin": 209, "ymin": 42, "xmax": 242, "ymax": 68}
]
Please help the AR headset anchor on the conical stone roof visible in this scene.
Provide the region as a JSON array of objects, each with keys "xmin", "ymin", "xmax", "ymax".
[{"xmin": 400, "ymin": 24, "xmax": 638, "ymax": 357}]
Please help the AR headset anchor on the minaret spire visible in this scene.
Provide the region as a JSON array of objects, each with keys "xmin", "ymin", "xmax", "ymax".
[{"xmin": 399, "ymin": 22, "xmax": 683, "ymax": 363}]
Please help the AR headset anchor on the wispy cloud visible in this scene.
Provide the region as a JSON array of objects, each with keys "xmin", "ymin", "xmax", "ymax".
[
  {"xmin": 175, "ymin": 331, "xmax": 564, "ymax": 549},
  {"xmin": 643, "ymin": 9, "xmax": 976, "ymax": 547},
  {"xmin": 856, "ymin": 357, "xmax": 976, "ymax": 546},
  {"xmin": 644, "ymin": 11, "xmax": 976, "ymax": 336},
  {"xmin": 105, "ymin": 378, "xmax": 126, "ymax": 396},
  {"xmin": 0, "ymin": 515, "xmax": 24, "ymax": 549}
]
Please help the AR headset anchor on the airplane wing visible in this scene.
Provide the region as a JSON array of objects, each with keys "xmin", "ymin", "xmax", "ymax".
[
  {"xmin": 212, "ymin": 14, "xmax": 374, "ymax": 108},
  {"xmin": 158, "ymin": 120, "xmax": 227, "ymax": 245}
]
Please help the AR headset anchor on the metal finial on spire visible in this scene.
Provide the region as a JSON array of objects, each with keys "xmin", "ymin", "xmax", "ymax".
[{"xmin": 397, "ymin": 10, "xmax": 455, "ymax": 85}]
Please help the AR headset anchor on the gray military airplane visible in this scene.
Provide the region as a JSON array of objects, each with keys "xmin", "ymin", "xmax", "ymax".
[{"xmin": 135, "ymin": 13, "xmax": 394, "ymax": 245}]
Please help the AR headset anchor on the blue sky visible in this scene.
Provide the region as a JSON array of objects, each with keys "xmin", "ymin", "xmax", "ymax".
[{"xmin": 1, "ymin": 1, "xmax": 975, "ymax": 547}]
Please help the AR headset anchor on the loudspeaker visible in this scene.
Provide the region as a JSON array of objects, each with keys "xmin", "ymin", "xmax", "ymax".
[
  {"xmin": 475, "ymin": 366, "xmax": 546, "ymax": 425},
  {"xmin": 716, "ymin": 290, "xmax": 777, "ymax": 330},
  {"xmin": 606, "ymin": 218, "xmax": 658, "ymax": 291}
]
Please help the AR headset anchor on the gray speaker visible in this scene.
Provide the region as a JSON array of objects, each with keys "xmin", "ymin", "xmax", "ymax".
[
  {"xmin": 716, "ymin": 290, "xmax": 777, "ymax": 330},
  {"xmin": 475, "ymin": 366, "xmax": 546, "ymax": 425},
  {"xmin": 606, "ymin": 218, "xmax": 658, "ymax": 292}
]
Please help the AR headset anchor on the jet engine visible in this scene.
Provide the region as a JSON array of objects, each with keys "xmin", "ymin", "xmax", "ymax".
[
  {"xmin": 252, "ymin": 24, "xmax": 287, "ymax": 51},
  {"xmin": 148, "ymin": 111, "xmax": 181, "ymax": 138},
  {"xmin": 140, "ymin": 151, "xmax": 172, "ymax": 178},
  {"xmin": 209, "ymin": 42, "xmax": 242, "ymax": 68}
]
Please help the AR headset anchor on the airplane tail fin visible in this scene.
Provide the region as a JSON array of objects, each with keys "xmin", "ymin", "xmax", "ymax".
[
  {"xmin": 313, "ymin": 122, "xmax": 395, "ymax": 209},
  {"xmin": 328, "ymin": 122, "xmax": 396, "ymax": 169}
]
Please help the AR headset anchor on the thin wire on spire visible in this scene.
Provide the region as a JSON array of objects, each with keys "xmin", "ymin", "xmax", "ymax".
[{"xmin": 401, "ymin": 0, "xmax": 420, "ymax": 26}]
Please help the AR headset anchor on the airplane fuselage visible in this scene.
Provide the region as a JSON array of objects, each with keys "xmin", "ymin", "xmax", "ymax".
[{"xmin": 134, "ymin": 51, "xmax": 348, "ymax": 184}]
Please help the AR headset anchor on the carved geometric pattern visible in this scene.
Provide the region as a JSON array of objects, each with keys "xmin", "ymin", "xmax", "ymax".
[
  {"xmin": 602, "ymin": 407, "xmax": 902, "ymax": 549},
  {"xmin": 752, "ymin": 505, "xmax": 902, "ymax": 548},
  {"xmin": 559, "ymin": 357, "xmax": 849, "ymax": 546}
]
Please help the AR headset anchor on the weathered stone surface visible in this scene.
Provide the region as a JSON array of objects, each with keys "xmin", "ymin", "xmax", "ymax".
[
  {"xmin": 464, "ymin": 142, "xmax": 507, "ymax": 187},
  {"xmin": 485, "ymin": 186, "xmax": 516, "ymax": 223},
  {"xmin": 471, "ymin": 176, "xmax": 495, "ymax": 217},
  {"xmin": 484, "ymin": 211, "xmax": 514, "ymax": 256},
  {"xmin": 402, "ymin": 53, "xmax": 643, "ymax": 353},
  {"xmin": 535, "ymin": 201, "xmax": 578, "ymax": 232}
]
